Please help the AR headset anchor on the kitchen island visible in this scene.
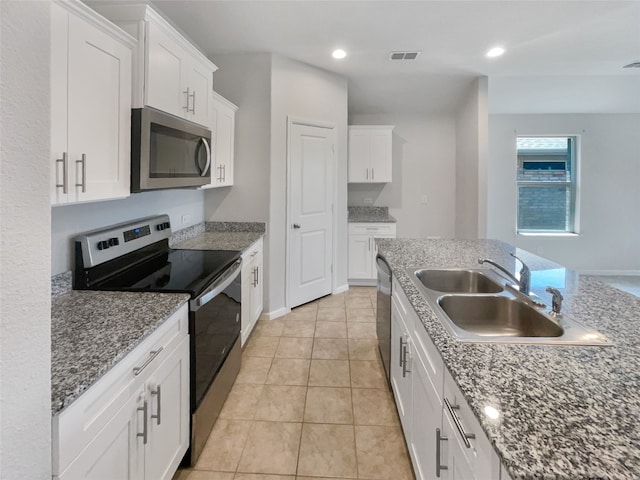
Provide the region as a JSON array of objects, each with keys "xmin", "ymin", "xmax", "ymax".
[{"xmin": 376, "ymin": 238, "xmax": 640, "ymax": 479}]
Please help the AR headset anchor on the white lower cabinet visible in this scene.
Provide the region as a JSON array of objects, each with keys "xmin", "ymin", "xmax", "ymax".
[
  {"xmin": 390, "ymin": 296, "xmax": 413, "ymax": 435},
  {"xmin": 348, "ymin": 223, "xmax": 396, "ymax": 285},
  {"xmin": 53, "ymin": 305, "xmax": 189, "ymax": 480},
  {"xmin": 390, "ymin": 280, "xmax": 502, "ymax": 480},
  {"xmin": 241, "ymin": 237, "xmax": 264, "ymax": 346}
]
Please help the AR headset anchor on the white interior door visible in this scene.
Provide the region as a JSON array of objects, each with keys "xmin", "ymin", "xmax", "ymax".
[{"xmin": 288, "ymin": 120, "xmax": 335, "ymax": 308}]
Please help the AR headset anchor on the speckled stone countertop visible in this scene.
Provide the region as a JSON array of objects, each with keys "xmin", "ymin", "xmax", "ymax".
[
  {"xmin": 51, "ymin": 291, "xmax": 189, "ymax": 415},
  {"xmin": 348, "ymin": 206, "xmax": 396, "ymax": 223},
  {"xmin": 376, "ymin": 238, "xmax": 640, "ymax": 480},
  {"xmin": 172, "ymin": 231, "xmax": 263, "ymax": 251}
]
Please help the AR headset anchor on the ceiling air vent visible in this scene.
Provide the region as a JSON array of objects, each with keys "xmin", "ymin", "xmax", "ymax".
[
  {"xmin": 623, "ymin": 62, "xmax": 640, "ymax": 68},
  {"xmin": 390, "ymin": 51, "xmax": 421, "ymax": 60}
]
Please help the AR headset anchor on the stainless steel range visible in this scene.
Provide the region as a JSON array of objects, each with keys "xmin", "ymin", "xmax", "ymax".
[{"xmin": 73, "ymin": 214, "xmax": 241, "ymax": 465}]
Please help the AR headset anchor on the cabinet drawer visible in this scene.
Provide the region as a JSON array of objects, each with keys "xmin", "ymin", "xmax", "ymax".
[
  {"xmin": 443, "ymin": 370, "xmax": 501, "ymax": 480},
  {"xmin": 241, "ymin": 237, "xmax": 263, "ymax": 261},
  {"xmin": 53, "ymin": 303, "xmax": 188, "ymax": 475},
  {"xmin": 349, "ymin": 223, "xmax": 396, "ymax": 236}
]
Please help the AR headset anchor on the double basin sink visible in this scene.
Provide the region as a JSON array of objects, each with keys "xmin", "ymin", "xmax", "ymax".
[{"xmin": 406, "ymin": 268, "xmax": 610, "ymax": 345}]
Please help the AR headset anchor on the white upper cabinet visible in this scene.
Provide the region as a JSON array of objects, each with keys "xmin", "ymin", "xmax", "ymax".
[
  {"xmin": 202, "ymin": 91, "xmax": 237, "ymax": 189},
  {"xmin": 51, "ymin": 0, "xmax": 134, "ymax": 206},
  {"xmin": 94, "ymin": 4, "xmax": 217, "ymax": 127},
  {"xmin": 348, "ymin": 125, "xmax": 394, "ymax": 183}
]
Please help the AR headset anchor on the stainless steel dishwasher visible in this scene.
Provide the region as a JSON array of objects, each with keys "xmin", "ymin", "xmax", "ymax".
[{"xmin": 376, "ymin": 254, "xmax": 392, "ymax": 387}]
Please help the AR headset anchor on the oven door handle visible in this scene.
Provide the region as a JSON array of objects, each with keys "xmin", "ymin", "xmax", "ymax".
[{"xmin": 192, "ymin": 259, "xmax": 241, "ymax": 311}]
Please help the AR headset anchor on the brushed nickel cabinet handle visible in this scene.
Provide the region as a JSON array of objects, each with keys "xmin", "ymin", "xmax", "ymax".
[
  {"xmin": 372, "ymin": 168, "xmax": 375, "ymax": 180},
  {"xmin": 444, "ymin": 397, "xmax": 476, "ymax": 448},
  {"xmin": 137, "ymin": 400, "xmax": 148, "ymax": 444},
  {"xmin": 190, "ymin": 90, "xmax": 196, "ymax": 114},
  {"xmin": 436, "ymin": 428, "xmax": 448, "ymax": 477},
  {"xmin": 132, "ymin": 347, "xmax": 163, "ymax": 376},
  {"xmin": 56, "ymin": 152, "xmax": 68, "ymax": 194},
  {"xmin": 75, "ymin": 154, "xmax": 86, "ymax": 193},
  {"xmin": 151, "ymin": 385, "xmax": 161, "ymax": 426},
  {"xmin": 183, "ymin": 87, "xmax": 190, "ymax": 112},
  {"xmin": 402, "ymin": 343, "xmax": 411, "ymax": 377}
]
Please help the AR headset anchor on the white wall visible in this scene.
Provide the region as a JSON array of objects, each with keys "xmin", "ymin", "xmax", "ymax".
[
  {"xmin": 347, "ymin": 113, "xmax": 456, "ymax": 239},
  {"xmin": 204, "ymin": 53, "xmax": 271, "ymax": 224},
  {"xmin": 270, "ymin": 55, "xmax": 349, "ymax": 313},
  {"xmin": 0, "ymin": 2, "xmax": 52, "ymax": 478},
  {"xmin": 51, "ymin": 189, "xmax": 205, "ymax": 274},
  {"xmin": 488, "ymin": 113, "xmax": 640, "ymax": 273},
  {"xmin": 454, "ymin": 77, "xmax": 489, "ymax": 239},
  {"xmin": 204, "ymin": 52, "xmax": 272, "ymax": 308}
]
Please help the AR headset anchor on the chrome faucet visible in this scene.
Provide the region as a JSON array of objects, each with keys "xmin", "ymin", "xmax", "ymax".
[
  {"xmin": 478, "ymin": 253, "xmax": 531, "ymax": 295},
  {"xmin": 545, "ymin": 286, "xmax": 563, "ymax": 316}
]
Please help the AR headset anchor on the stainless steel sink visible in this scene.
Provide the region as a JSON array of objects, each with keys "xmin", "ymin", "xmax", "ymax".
[
  {"xmin": 405, "ymin": 267, "xmax": 611, "ymax": 346},
  {"xmin": 438, "ymin": 295, "xmax": 563, "ymax": 337},
  {"xmin": 415, "ymin": 269, "xmax": 503, "ymax": 293}
]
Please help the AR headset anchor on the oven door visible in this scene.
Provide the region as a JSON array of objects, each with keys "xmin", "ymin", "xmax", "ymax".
[
  {"xmin": 132, "ymin": 107, "xmax": 212, "ymax": 192},
  {"xmin": 190, "ymin": 258, "xmax": 242, "ymax": 409}
]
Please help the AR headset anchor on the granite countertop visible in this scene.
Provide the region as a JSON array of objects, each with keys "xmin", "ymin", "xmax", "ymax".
[
  {"xmin": 376, "ymin": 238, "xmax": 640, "ymax": 480},
  {"xmin": 172, "ymin": 231, "xmax": 263, "ymax": 251},
  {"xmin": 348, "ymin": 206, "xmax": 396, "ymax": 223},
  {"xmin": 51, "ymin": 290, "xmax": 190, "ymax": 415}
]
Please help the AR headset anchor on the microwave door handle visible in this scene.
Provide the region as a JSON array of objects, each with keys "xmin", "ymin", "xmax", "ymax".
[{"xmin": 199, "ymin": 138, "xmax": 211, "ymax": 177}]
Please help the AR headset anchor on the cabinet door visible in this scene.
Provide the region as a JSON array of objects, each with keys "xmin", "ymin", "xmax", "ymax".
[
  {"xmin": 215, "ymin": 101, "xmax": 236, "ymax": 186},
  {"xmin": 348, "ymin": 129, "xmax": 370, "ymax": 182},
  {"xmin": 442, "ymin": 412, "xmax": 477, "ymax": 480},
  {"xmin": 251, "ymin": 247, "xmax": 264, "ymax": 325},
  {"xmin": 390, "ymin": 299, "xmax": 412, "ymax": 438},
  {"xmin": 146, "ymin": 21, "xmax": 188, "ymax": 117},
  {"xmin": 240, "ymin": 252, "xmax": 256, "ymax": 346},
  {"xmin": 186, "ymin": 60, "xmax": 212, "ymax": 127},
  {"xmin": 348, "ymin": 234, "xmax": 373, "ymax": 279},
  {"xmin": 410, "ymin": 353, "xmax": 442, "ymax": 480},
  {"xmin": 67, "ymin": 13, "xmax": 131, "ymax": 203},
  {"xmin": 51, "ymin": 2, "xmax": 71, "ymax": 205},
  {"xmin": 59, "ymin": 390, "xmax": 144, "ymax": 480},
  {"xmin": 369, "ymin": 129, "xmax": 392, "ymax": 182},
  {"xmin": 144, "ymin": 337, "xmax": 190, "ymax": 480}
]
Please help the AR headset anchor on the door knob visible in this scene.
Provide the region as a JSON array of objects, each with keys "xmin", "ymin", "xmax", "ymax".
[{"xmin": 292, "ymin": 223, "xmax": 301, "ymax": 229}]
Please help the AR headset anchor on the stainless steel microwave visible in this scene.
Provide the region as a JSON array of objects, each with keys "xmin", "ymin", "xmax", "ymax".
[{"xmin": 131, "ymin": 107, "xmax": 212, "ymax": 192}]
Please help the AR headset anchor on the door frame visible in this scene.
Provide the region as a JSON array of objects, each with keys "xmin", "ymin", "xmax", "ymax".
[{"xmin": 285, "ymin": 116, "xmax": 337, "ymax": 310}]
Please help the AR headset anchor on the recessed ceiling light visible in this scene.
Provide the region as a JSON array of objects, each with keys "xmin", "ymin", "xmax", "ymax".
[
  {"xmin": 332, "ymin": 49, "xmax": 347, "ymax": 59},
  {"xmin": 486, "ymin": 47, "xmax": 505, "ymax": 58}
]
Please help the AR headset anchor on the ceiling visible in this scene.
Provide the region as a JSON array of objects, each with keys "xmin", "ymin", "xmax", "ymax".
[{"xmin": 130, "ymin": 1, "xmax": 640, "ymax": 114}]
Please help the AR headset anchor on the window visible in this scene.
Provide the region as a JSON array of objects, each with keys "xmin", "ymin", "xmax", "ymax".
[{"xmin": 516, "ymin": 136, "xmax": 578, "ymax": 233}]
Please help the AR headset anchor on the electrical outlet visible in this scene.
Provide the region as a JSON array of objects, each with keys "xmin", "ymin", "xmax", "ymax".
[
  {"xmin": 421, "ymin": 195, "xmax": 428, "ymax": 204},
  {"xmin": 363, "ymin": 198, "xmax": 373, "ymax": 205},
  {"xmin": 181, "ymin": 214, "xmax": 191, "ymax": 225}
]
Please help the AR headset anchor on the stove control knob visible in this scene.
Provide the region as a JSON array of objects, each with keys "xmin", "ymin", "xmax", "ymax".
[
  {"xmin": 164, "ymin": 221, "xmax": 171, "ymax": 229},
  {"xmin": 108, "ymin": 237, "xmax": 119, "ymax": 247},
  {"xmin": 97, "ymin": 240, "xmax": 109, "ymax": 250},
  {"xmin": 156, "ymin": 223, "xmax": 164, "ymax": 231}
]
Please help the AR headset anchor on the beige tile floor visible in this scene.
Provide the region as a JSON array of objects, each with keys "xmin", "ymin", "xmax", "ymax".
[{"xmin": 174, "ymin": 287, "xmax": 414, "ymax": 480}]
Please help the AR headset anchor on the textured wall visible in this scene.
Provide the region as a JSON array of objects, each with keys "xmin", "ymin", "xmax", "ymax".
[
  {"xmin": 51, "ymin": 189, "xmax": 205, "ymax": 274},
  {"xmin": 270, "ymin": 54, "xmax": 349, "ymax": 313},
  {"xmin": 488, "ymin": 114, "xmax": 640, "ymax": 273},
  {"xmin": 347, "ymin": 113, "xmax": 456, "ymax": 239},
  {"xmin": 0, "ymin": 2, "xmax": 52, "ymax": 478}
]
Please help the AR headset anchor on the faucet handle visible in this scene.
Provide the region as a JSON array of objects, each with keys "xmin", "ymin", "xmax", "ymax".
[{"xmin": 545, "ymin": 286, "xmax": 563, "ymax": 316}]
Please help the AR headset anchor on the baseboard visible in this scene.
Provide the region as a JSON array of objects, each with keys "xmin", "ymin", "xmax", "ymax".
[
  {"xmin": 263, "ymin": 307, "xmax": 290, "ymax": 320},
  {"xmin": 580, "ymin": 269, "xmax": 640, "ymax": 276},
  {"xmin": 348, "ymin": 279, "xmax": 377, "ymax": 287},
  {"xmin": 333, "ymin": 283, "xmax": 349, "ymax": 294}
]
